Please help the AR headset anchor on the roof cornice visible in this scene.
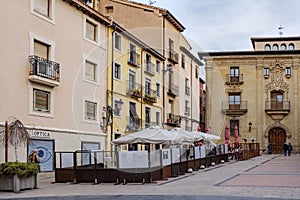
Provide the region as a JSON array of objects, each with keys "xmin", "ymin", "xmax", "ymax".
[{"xmin": 63, "ymin": 0, "xmax": 111, "ymax": 25}]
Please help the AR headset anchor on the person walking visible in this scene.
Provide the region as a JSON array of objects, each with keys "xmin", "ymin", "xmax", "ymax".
[
  {"xmin": 283, "ymin": 142, "xmax": 289, "ymax": 156},
  {"xmin": 268, "ymin": 143, "xmax": 272, "ymax": 154},
  {"xmin": 288, "ymin": 143, "xmax": 293, "ymax": 156}
]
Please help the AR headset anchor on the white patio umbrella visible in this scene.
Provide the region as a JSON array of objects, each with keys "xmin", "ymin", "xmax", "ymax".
[
  {"xmin": 192, "ymin": 131, "xmax": 221, "ymax": 141},
  {"xmin": 169, "ymin": 128, "xmax": 204, "ymax": 145},
  {"xmin": 111, "ymin": 126, "xmax": 175, "ymax": 145}
]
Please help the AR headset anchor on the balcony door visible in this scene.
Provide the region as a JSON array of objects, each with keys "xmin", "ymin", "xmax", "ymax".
[
  {"xmin": 128, "ymin": 70, "xmax": 136, "ymax": 90},
  {"xmin": 229, "ymin": 94, "xmax": 240, "ymax": 110},
  {"xmin": 230, "ymin": 67, "xmax": 239, "ymax": 82},
  {"xmin": 271, "ymin": 92, "xmax": 283, "ymax": 109}
]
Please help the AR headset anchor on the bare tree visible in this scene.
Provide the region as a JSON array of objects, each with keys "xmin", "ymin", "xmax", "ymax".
[{"xmin": 0, "ymin": 118, "xmax": 30, "ymax": 162}]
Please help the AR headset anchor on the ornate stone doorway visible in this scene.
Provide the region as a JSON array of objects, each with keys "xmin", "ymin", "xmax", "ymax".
[{"xmin": 268, "ymin": 128, "xmax": 286, "ymax": 154}]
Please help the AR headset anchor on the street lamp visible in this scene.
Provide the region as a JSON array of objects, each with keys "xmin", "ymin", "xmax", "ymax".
[{"xmin": 248, "ymin": 121, "xmax": 252, "ymax": 132}]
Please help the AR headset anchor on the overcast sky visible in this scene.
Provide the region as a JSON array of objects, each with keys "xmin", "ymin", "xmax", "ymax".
[{"xmin": 136, "ymin": 0, "xmax": 300, "ymax": 52}]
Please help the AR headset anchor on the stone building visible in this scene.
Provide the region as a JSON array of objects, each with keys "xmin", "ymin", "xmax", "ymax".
[{"xmin": 200, "ymin": 36, "xmax": 300, "ymax": 153}]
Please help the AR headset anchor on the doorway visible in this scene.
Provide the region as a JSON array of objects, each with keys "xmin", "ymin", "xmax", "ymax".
[{"xmin": 268, "ymin": 128, "xmax": 286, "ymax": 154}]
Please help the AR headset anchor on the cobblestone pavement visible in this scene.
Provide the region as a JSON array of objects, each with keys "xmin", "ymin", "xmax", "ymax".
[{"xmin": 1, "ymin": 154, "xmax": 300, "ymax": 200}]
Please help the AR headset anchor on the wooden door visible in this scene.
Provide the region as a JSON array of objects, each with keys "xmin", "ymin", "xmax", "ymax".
[{"xmin": 268, "ymin": 128, "xmax": 286, "ymax": 154}]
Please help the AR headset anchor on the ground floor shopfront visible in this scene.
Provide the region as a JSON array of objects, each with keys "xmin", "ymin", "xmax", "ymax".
[{"xmin": 0, "ymin": 125, "xmax": 106, "ymax": 172}]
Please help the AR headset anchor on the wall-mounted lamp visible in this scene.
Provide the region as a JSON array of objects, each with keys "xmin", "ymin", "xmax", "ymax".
[
  {"xmin": 248, "ymin": 121, "xmax": 252, "ymax": 132},
  {"xmin": 163, "ymin": 64, "xmax": 173, "ymax": 74}
]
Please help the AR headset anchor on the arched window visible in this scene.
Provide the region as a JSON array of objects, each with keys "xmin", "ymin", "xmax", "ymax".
[
  {"xmin": 264, "ymin": 44, "xmax": 271, "ymax": 51},
  {"xmin": 272, "ymin": 44, "xmax": 278, "ymax": 51},
  {"xmin": 288, "ymin": 43, "xmax": 294, "ymax": 50},
  {"xmin": 280, "ymin": 44, "xmax": 286, "ymax": 50}
]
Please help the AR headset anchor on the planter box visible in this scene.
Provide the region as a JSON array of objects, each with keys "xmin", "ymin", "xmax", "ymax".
[{"xmin": 0, "ymin": 174, "xmax": 39, "ymax": 192}]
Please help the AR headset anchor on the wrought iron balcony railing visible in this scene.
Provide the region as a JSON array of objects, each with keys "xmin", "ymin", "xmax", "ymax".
[
  {"xmin": 127, "ymin": 116, "xmax": 142, "ymax": 131},
  {"xmin": 168, "ymin": 49, "xmax": 179, "ymax": 64},
  {"xmin": 127, "ymin": 81, "xmax": 143, "ymax": 98},
  {"xmin": 128, "ymin": 51, "xmax": 141, "ymax": 67},
  {"xmin": 143, "ymin": 89, "xmax": 157, "ymax": 103},
  {"xmin": 225, "ymin": 74, "xmax": 244, "ymax": 84},
  {"xmin": 29, "ymin": 55, "xmax": 60, "ymax": 86}
]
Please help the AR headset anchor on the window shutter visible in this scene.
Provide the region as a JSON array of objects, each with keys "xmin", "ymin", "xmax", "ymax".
[
  {"xmin": 86, "ymin": 101, "xmax": 96, "ymax": 120},
  {"xmin": 85, "ymin": 61, "xmax": 96, "ymax": 81},
  {"xmin": 34, "ymin": 40, "xmax": 48, "ymax": 59},
  {"xmin": 34, "ymin": 0, "xmax": 49, "ymax": 16},
  {"xmin": 86, "ymin": 21, "xmax": 96, "ymax": 41}
]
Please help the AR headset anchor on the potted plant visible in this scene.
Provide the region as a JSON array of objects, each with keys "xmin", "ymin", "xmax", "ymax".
[
  {"xmin": 0, "ymin": 118, "xmax": 39, "ymax": 192},
  {"xmin": 0, "ymin": 162, "xmax": 39, "ymax": 192}
]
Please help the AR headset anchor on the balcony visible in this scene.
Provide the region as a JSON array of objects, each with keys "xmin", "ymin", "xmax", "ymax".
[
  {"xmin": 28, "ymin": 55, "xmax": 60, "ymax": 87},
  {"xmin": 222, "ymin": 101, "xmax": 248, "ymax": 115},
  {"xmin": 265, "ymin": 101, "xmax": 290, "ymax": 120},
  {"xmin": 225, "ymin": 74, "xmax": 244, "ymax": 85},
  {"xmin": 165, "ymin": 113, "xmax": 181, "ymax": 127},
  {"xmin": 127, "ymin": 81, "xmax": 142, "ymax": 98},
  {"xmin": 168, "ymin": 49, "xmax": 179, "ymax": 64},
  {"xmin": 126, "ymin": 116, "xmax": 142, "ymax": 131},
  {"xmin": 167, "ymin": 83, "xmax": 179, "ymax": 97},
  {"xmin": 143, "ymin": 89, "xmax": 157, "ymax": 103},
  {"xmin": 128, "ymin": 51, "xmax": 141, "ymax": 68},
  {"xmin": 144, "ymin": 62, "xmax": 155, "ymax": 76}
]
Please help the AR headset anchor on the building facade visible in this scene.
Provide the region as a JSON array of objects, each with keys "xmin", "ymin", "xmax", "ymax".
[
  {"xmin": 98, "ymin": 0, "xmax": 201, "ymax": 131},
  {"xmin": 0, "ymin": 0, "xmax": 111, "ymax": 171},
  {"xmin": 201, "ymin": 36, "xmax": 300, "ymax": 153},
  {"xmin": 104, "ymin": 24, "xmax": 165, "ymax": 152}
]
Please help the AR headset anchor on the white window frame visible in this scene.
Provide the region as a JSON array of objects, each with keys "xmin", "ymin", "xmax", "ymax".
[
  {"xmin": 30, "ymin": 32, "xmax": 56, "ymax": 61},
  {"xmin": 113, "ymin": 99, "xmax": 122, "ymax": 118},
  {"xmin": 156, "ymin": 60, "xmax": 160, "ymax": 73},
  {"xmin": 114, "ymin": 32, "xmax": 122, "ymax": 52},
  {"xmin": 156, "ymin": 82, "xmax": 160, "ymax": 97},
  {"xmin": 114, "ymin": 62, "xmax": 122, "ymax": 80},
  {"xmin": 83, "ymin": 99, "xmax": 98, "ymax": 123},
  {"xmin": 83, "ymin": 15, "xmax": 100, "ymax": 46},
  {"xmin": 155, "ymin": 111, "xmax": 160, "ymax": 126},
  {"xmin": 30, "ymin": 0, "xmax": 55, "ymax": 24},
  {"xmin": 83, "ymin": 55, "xmax": 100, "ymax": 85},
  {"xmin": 29, "ymin": 83, "xmax": 54, "ymax": 118}
]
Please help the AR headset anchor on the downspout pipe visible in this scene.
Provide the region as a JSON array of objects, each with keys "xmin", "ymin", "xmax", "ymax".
[{"xmin": 162, "ymin": 16, "xmax": 166, "ymax": 129}]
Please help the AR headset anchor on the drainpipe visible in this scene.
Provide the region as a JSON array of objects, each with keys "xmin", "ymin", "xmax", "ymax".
[
  {"xmin": 108, "ymin": 20, "xmax": 116, "ymax": 154},
  {"xmin": 190, "ymin": 60, "xmax": 193, "ymax": 130},
  {"xmin": 162, "ymin": 16, "xmax": 166, "ymax": 128},
  {"xmin": 140, "ymin": 49, "xmax": 144, "ymax": 130}
]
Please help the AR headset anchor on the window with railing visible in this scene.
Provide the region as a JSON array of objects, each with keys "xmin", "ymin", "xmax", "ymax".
[
  {"xmin": 145, "ymin": 54, "xmax": 154, "ymax": 75},
  {"xmin": 230, "ymin": 66, "xmax": 240, "ymax": 82},
  {"xmin": 29, "ymin": 55, "xmax": 60, "ymax": 82},
  {"xmin": 229, "ymin": 94, "xmax": 241, "ymax": 110},
  {"xmin": 128, "ymin": 43, "xmax": 140, "ymax": 67}
]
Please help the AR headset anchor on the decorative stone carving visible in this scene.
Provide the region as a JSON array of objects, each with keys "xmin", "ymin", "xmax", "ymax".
[{"xmin": 265, "ymin": 60, "xmax": 289, "ymax": 99}]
